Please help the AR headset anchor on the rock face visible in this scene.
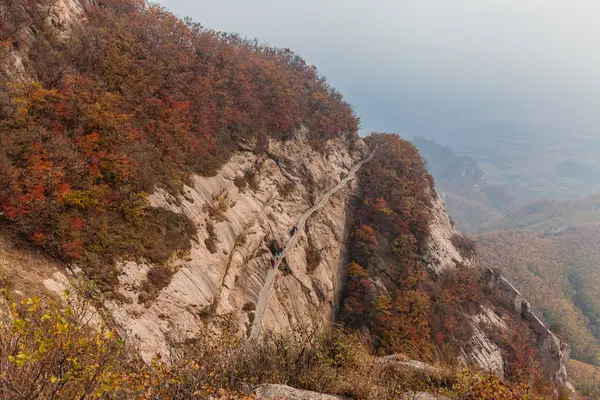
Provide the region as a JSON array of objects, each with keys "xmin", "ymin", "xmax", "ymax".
[
  {"xmin": 485, "ymin": 270, "xmax": 574, "ymax": 390},
  {"xmin": 1, "ymin": 0, "xmax": 84, "ymax": 81},
  {"xmin": 104, "ymin": 130, "xmax": 366, "ymax": 359},
  {"xmin": 252, "ymin": 384, "xmax": 345, "ymax": 400},
  {"xmin": 251, "ymin": 384, "xmax": 449, "ymax": 400},
  {"xmin": 463, "ymin": 306, "xmax": 506, "ymax": 378},
  {"xmin": 424, "ymin": 196, "xmax": 572, "ymax": 389},
  {"xmin": 424, "ymin": 192, "xmax": 466, "ymax": 273}
]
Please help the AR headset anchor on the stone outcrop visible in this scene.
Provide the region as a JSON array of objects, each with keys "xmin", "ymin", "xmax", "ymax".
[
  {"xmin": 1, "ymin": 0, "xmax": 84, "ymax": 81},
  {"xmin": 424, "ymin": 191, "xmax": 466, "ymax": 273},
  {"xmin": 485, "ymin": 270, "xmax": 574, "ymax": 390},
  {"xmin": 251, "ymin": 384, "xmax": 449, "ymax": 400},
  {"xmin": 102, "ymin": 130, "xmax": 365, "ymax": 359},
  {"xmin": 463, "ymin": 306, "xmax": 506, "ymax": 378},
  {"xmin": 252, "ymin": 384, "xmax": 344, "ymax": 400}
]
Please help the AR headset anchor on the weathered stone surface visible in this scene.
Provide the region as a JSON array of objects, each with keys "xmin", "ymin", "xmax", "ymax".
[
  {"xmin": 252, "ymin": 384, "xmax": 345, "ymax": 400},
  {"xmin": 402, "ymin": 393, "xmax": 449, "ymax": 400},
  {"xmin": 102, "ymin": 130, "xmax": 366, "ymax": 359},
  {"xmin": 377, "ymin": 355, "xmax": 441, "ymax": 375},
  {"xmin": 485, "ymin": 270, "xmax": 574, "ymax": 390},
  {"xmin": 425, "ymin": 192, "xmax": 467, "ymax": 273}
]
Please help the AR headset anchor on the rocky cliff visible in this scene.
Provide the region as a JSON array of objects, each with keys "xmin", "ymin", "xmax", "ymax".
[
  {"xmin": 31, "ymin": 130, "xmax": 573, "ymax": 391},
  {"xmin": 99, "ymin": 130, "xmax": 366, "ymax": 359},
  {"xmin": 485, "ymin": 270, "xmax": 573, "ymax": 390},
  {"xmin": 0, "ymin": 0, "xmax": 574, "ymax": 397}
]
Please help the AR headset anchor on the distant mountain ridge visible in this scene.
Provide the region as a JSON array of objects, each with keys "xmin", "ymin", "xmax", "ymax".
[
  {"xmin": 411, "ymin": 136, "xmax": 488, "ymax": 186},
  {"xmin": 411, "ymin": 136, "xmax": 516, "ymax": 233},
  {"xmin": 479, "ymin": 193, "xmax": 600, "ymax": 233}
]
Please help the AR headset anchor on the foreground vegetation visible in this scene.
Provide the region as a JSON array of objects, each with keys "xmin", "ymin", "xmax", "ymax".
[{"xmin": 0, "ymin": 283, "xmax": 569, "ymax": 400}]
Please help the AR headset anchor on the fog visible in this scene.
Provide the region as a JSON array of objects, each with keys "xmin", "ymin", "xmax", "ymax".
[{"xmin": 153, "ymin": 0, "xmax": 600, "ymax": 139}]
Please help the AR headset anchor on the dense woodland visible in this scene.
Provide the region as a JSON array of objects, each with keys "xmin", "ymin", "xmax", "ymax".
[
  {"xmin": 0, "ymin": 0, "xmax": 358, "ymax": 288},
  {"xmin": 340, "ymin": 134, "xmax": 563, "ymax": 397}
]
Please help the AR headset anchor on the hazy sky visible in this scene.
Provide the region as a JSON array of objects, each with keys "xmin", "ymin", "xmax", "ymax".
[{"xmin": 153, "ymin": 0, "xmax": 600, "ymax": 138}]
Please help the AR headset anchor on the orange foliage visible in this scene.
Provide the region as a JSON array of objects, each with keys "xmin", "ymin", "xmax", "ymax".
[{"xmin": 0, "ymin": 0, "xmax": 358, "ymax": 281}]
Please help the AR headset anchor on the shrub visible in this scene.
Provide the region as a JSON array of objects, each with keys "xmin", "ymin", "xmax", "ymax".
[
  {"xmin": 205, "ymin": 222, "xmax": 218, "ymax": 254},
  {"xmin": 244, "ymin": 169, "xmax": 259, "ymax": 192},
  {"xmin": 279, "ymin": 181, "xmax": 296, "ymax": 198},
  {"xmin": 0, "ymin": 287, "xmax": 561, "ymax": 400},
  {"xmin": 451, "ymin": 234, "xmax": 477, "ymax": 259},
  {"xmin": 305, "ymin": 246, "xmax": 322, "ymax": 274},
  {"xmin": 139, "ymin": 265, "xmax": 176, "ymax": 304},
  {"xmin": 0, "ymin": 290, "xmax": 124, "ymax": 399},
  {"xmin": 204, "ymin": 192, "xmax": 230, "ymax": 222},
  {"xmin": 236, "ymin": 233, "xmax": 247, "ymax": 246},
  {"xmin": 233, "ymin": 176, "xmax": 247, "ymax": 191}
]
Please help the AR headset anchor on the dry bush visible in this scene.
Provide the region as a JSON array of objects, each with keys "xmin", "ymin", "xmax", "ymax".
[
  {"xmin": 0, "ymin": 285, "xmax": 561, "ymax": 400},
  {"xmin": 244, "ymin": 169, "xmax": 259, "ymax": 192},
  {"xmin": 305, "ymin": 246, "xmax": 322, "ymax": 274},
  {"xmin": 278, "ymin": 181, "xmax": 296, "ymax": 198},
  {"xmin": 236, "ymin": 233, "xmax": 247, "ymax": 246},
  {"xmin": 234, "ymin": 176, "xmax": 247, "ymax": 191},
  {"xmin": 139, "ymin": 265, "xmax": 176, "ymax": 304},
  {"xmin": 205, "ymin": 222, "xmax": 218, "ymax": 253},
  {"xmin": 204, "ymin": 192, "xmax": 230, "ymax": 222},
  {"xmin": 451, "ymin": 234, "xmax": 477, "ymax": 259}
]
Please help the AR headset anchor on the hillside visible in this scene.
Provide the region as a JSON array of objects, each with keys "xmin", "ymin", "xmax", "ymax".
[
  {"xmin": 479, "ymin": 193, "xmax": 600, "ymax": 233},
  {"xmin": 476, "ymin": 193, "xmax": 600, "ymax": 397},
  {"xmin": 0, "ymin": 0, "xmax": 576, "ymax": 399},
  {"xmin": 0, "ymin": 0, "xmax": 358, "ymax": 290}
]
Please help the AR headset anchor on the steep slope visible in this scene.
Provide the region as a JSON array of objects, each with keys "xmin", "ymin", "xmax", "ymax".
[
  {"xmin": 342, "ymin": 134, "xmax": 572, "ymax": 395},
  {"xmin": 411, "ymin": 136, "xmax": 488, "ymax": 186},
  {"xmin": 477, "ymin": 226, "xmax": 600, "ymax": 397},
  {"xmin": 101, "ymin": 130, "xmax": 367, "ymax": 358},
  {"xmin": 0, "ymin": 0, "xmax": 359, "ymax": 292},
  {"xmin": 0, "ymin": 1, "xmax": 577, "ymax": 398}
]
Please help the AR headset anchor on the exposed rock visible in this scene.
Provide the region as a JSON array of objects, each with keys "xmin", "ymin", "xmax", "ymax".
[
  {"xmin": 377, "ymin": 355, "xmax": 441, "ymax": 376},
  {"xmin": 102, "ymin": 130, "xmax": 365, "ymax": 359},
  {"xmin": 462, "ymin": 306, "xmax": 506, "ymax": 378},
  {"xmin": 402, "ymin": 393, "xmax": 449, "ymax": 400},
  {"xmin": 1, "ymin": 0, "xmax": 84, "ymax": 81},
  {"xmin": 485, "ymin": 269, "xmax": 574, "ymax": 391},
  {"xmin": 424, "ymin": 191, "xmax": 466, "ymax": 273},
  {"xmin": 252, "ymin": 384, "xmax": 344, "ymax": 400}
]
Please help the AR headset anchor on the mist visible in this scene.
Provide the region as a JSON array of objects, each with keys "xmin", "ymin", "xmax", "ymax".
[{"xmin": 153, "ymin": 0, "xmax": 600, "ymax": 139}]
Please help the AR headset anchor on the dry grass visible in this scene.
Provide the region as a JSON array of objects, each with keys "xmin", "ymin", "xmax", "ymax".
[{"xmin": 0, "ymin": 284, "xmax": 566, "ymax": 400}]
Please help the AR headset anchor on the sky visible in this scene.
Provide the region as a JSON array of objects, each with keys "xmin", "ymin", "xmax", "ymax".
[{"xmin": 153, "ymin": 0, "xmax": 600, "ymax": 139}]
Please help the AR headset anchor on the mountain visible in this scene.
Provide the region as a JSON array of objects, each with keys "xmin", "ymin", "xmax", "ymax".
[
  {"xmin": 0, "ymin": 0, "xmax": 575, "ymax": 398},
  {"xmin": 411, "ymin": 136, "xmax": 516, "ymax": 233},
  {"xmin": 421, "ymin": 122, "xmax": 600, "ymax": 203},
  {"xmin": 476, "ymin": 194, "xmax": 600, "ymax": 397},
  {"xmin": 412, "ymin": 136, "xmax": 488, "ymax": 186}
]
